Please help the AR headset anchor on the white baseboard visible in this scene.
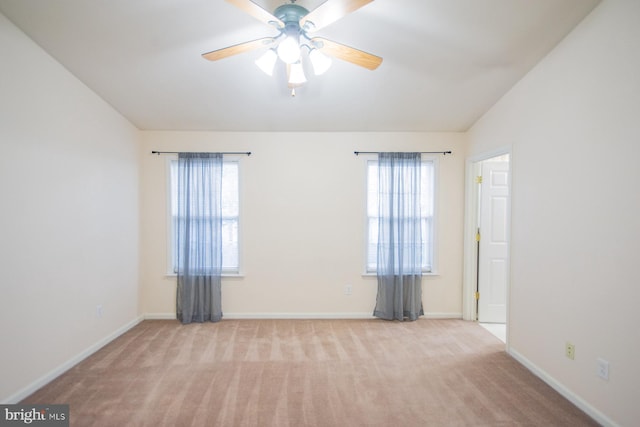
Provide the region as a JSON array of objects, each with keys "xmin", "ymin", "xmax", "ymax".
[
  {"xmin": 224, "ymin": 312, "xmax": 376, "ymax": 319},
  {"xmin": 423, "ymin": 312, "xmax": 463, "ymax": 319},
  {"xmin": 144, "ymin": 313, "xmax": 176, "ymax": 320},
  {"xmin": 144, "ymin": 312, "xmax": 375, "ymax": 320},
  {"xmin": 144, "ymin": 312, "xmax": 462, "ymax": 320},
  {"xmin": 509, "ymin": 348, "xmax": 619, "ymax": 427},
  {"xmin": 2, "ymin": 315, "xmax": 144, "ymax": 404}
]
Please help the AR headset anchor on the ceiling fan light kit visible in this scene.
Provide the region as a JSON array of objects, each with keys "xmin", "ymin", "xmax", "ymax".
[
  {"xmin": 309, "ymin": 48, "xmax": 332, "ymax": 75},
  {"xmin": 203, "ymin": 0, "xmax": 383, "ymax": 96},
  {"xmin": 276, "ymin": 34, "xmax": 302, "ymax": 64},
  {"xmin": 254, "ymin": 48, "xmax": 278, "ymax": 76},
  {"xmin": 288, "ymin": 62, "xmax": 307, "ymax": 86}
]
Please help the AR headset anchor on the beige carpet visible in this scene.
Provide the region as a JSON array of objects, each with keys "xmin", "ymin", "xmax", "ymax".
[{"xmin": 22, "ymin": 319, "xmax": 598, "ymax": 426}]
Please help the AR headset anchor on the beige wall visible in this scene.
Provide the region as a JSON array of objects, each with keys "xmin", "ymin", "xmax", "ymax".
[
  {"xmin": 0, "ymin": 13, "xmax": 140, "ymax": 402},
  {"xmin": 140, "ymin": 132, "xmax": 467, "ymax": 318},
  {"xmin": 468, "ymin": 0, "xmax": 639, "ymax": 425}
]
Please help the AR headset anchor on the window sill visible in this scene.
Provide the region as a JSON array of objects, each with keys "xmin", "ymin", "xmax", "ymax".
[
  {"xmin": 361, "ymin": 272, "xmax": 440, "ymax": 277},
  {"xmin": 165, "ymin": 273, "xmax": 245, "ymax": 278}
]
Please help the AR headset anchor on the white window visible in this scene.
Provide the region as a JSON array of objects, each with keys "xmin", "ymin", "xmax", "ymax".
[
  {"xmin": 168, "ymin": 158, "xmax": 240, "ymax": 274},
  {"xmin": 366, "ymin": 159, "xmax": 436, "ymax": 273}
]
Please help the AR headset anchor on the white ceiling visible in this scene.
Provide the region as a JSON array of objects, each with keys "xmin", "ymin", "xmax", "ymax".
[{"xmin": 0, "ymin": 0, "xmax": 600, "ymax": 132}]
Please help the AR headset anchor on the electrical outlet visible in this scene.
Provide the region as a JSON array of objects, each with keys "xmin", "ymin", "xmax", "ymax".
[
  {"xmin": 565, "ymin": 342, "xmax": 575, "ymax": 360},
  {"xmin": 344, "ymin": 284, "xmax": 353, "ymax": 295},
  {"xmin": 96, "ymin": 304, "xmax": 103, "ymax": 318},
  {"xmin": 596, "ymin": 358, "xmax": 609, "ymax": 380}
]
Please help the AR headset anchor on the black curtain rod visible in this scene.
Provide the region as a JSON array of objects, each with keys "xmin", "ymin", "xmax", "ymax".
[
  {"xmin": 152, "ymin": 151, "xmax": 251, "ymax": 156},
  {"xmin": 354, "ymin": 151, "xmax": 452, "ymax": 156}
]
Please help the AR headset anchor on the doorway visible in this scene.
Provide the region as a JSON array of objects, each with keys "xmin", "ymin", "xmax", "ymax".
[{"xmin": 463, "ymin": 150, "xmax": 511, "ymax": 344}]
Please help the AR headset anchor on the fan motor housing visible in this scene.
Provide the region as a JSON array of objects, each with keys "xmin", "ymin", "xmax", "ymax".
[{"xmin": 274, "ymin": 4, "xmax": 309, "ymax": 25}]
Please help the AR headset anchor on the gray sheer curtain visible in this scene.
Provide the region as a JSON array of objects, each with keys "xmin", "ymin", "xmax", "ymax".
[
  {"xmin": 373, "ymin": 152, "xmax": 424, "ymax": 321},
  {"xmin": 175, "ymin": 153, "xmax": 223, "ymax": 324}
]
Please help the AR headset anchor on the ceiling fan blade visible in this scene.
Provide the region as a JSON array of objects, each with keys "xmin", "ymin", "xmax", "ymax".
[
  {"xmin": 300, "ymin": 0, "xmax": 373, "ymax": 32},
  {"xmin": 311, "ymin": 37, "xmax": 382, "ymax": 70},
  {"xmin": 225, "ymin": 0, "xmax": 284, "ymax": 28},
  {"xmin": 202, "ymin": 37, "xmax": 275, "ymax": 61}
]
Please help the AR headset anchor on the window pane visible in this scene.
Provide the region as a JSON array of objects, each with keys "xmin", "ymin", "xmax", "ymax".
[
  {"xmin": 422, "ymin": 217, "xmax": 433, "ymax": 272},
  {"xmin": 221, "ymin": 162, "xmax": 238, "ymax": 217},
  {"xmin": 367, "ymin": 161, "xmax": 378, "ymax": 216},
  {"xmin": 366, "ymin": 159, "xmax": 434, "ymax": 273},
  {"xmin": 367, "ymin": 217, "xmax": 378, "ymax": 271},
  {"xmin": 170, "ymin": 160, "xmax": 240, "ymax": 273},
  {"xmin": 221, "ymin": 218, "xmax": 238, "ymax": 270},
  {"xmin": 421, "ymin": 162, "xmax": 434, "ymax": 216},
  {"xmin": 170, "ymin": 162, "xmax": 178, "ymax": 216}
]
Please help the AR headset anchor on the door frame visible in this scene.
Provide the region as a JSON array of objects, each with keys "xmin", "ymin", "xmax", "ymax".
[{"xmin": 462, "ymin": 147, "xmax": 512, "ymax": 340}]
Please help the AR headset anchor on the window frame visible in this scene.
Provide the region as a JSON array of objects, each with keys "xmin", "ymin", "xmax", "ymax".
[
  {"xmin": 165, "ymin": 155, "xmax": 243, "ymax": 276},
  {"xmin": 363, "ymin": 155, "xmax": 439, "ymax": 276}
]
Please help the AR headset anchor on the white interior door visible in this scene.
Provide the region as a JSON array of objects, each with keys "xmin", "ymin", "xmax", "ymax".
[{"xmin": 478, "ymin": 161, "xmax": 509, "ymax": 323}]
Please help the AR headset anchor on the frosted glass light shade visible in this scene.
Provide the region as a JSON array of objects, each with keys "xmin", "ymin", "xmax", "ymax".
[
  {"xmin": 277, "ymin": 36, "xmax": 301, "ymax": 64},
  {"xmin": 288, "ymin": 62, "xmax": 307, "ymax": 86},
  {"xmin": 309, "ymin": 49, "xmax": 332, "ymax": 75},
  {"xmin": 255, "ymin": 49, "xmax": 278, "ymax": 76}
]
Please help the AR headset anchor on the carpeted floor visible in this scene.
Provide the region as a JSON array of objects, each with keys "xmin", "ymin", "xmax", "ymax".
[{"xmin": 22, "ymin": 319, "xmax": 598, "ymax": 426}]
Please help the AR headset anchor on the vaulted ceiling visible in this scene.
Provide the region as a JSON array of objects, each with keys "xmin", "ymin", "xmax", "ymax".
[{"xmin": 0, "ymin": 0, "xmax": 600, "ymax": 131}]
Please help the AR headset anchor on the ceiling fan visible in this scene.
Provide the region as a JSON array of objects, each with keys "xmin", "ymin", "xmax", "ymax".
[{"xmin": 202, "ymin": 0, "xmax": 383, "ymax": 95}]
